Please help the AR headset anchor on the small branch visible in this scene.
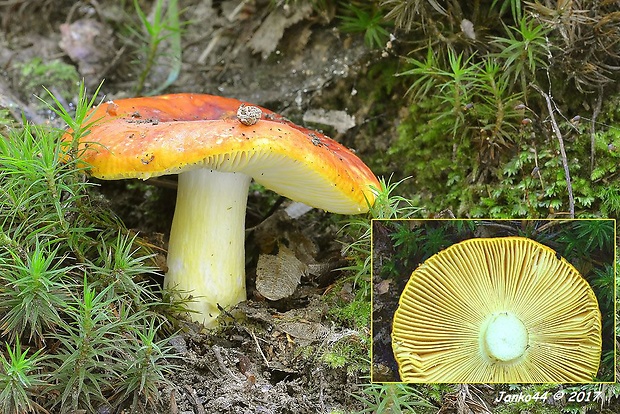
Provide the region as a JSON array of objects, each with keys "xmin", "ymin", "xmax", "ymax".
[
  {"xmin": 531, "ymin": 83, "xmax": 575, "ymax": 218},
  {"xmin": 248, "ymin": 328, "xmax": 270, "ymax": 367},
  {"xmin": 212, "ymin": 345, "xmax": 244, "ymax": 382},
  {"xmin": 183, "ymin": 385, "xmax": 206, "ymax": 414}
]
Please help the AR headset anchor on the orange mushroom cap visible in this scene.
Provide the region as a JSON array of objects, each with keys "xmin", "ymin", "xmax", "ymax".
[
  {"xmin": 65, "ymin": 93, "xmax": 380, "ymax": 326},
  {"xmin": 67, "ymin": 93, "xmax": 379, "ymax": 214}
]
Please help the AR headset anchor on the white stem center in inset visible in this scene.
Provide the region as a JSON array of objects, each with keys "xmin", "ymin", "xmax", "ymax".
[{"xmin": 483, "ymin": 312, "xmax": 528, "ymax": 362}]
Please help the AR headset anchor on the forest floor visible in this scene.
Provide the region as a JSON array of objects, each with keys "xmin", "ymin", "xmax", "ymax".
[
  {"xmin": 2, "ymin": 1, "xmax": 619, "ymax": 414},
  {"xmin": 0, "ymin": 1, "xmax": 399, "ymax": 413}
]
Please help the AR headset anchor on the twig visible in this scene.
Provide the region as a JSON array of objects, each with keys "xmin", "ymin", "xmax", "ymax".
[
  {"xmin": 169, "ymin": 388, "xmax": 178, "ymax": 414},
  {"xmin": 590, "ymin": 86, "xmax": 603, "ymax": 173},
  {"xmin": 198, "ymin": 28, "xmax": 223, "ymax": 65},
  {"xmin": 183, "ymin": 385, "xmax": 206, "ymax": 414},
  {"xmin": 531, "ymin": 141, "xmax": 545, "ymax": 189},
  {"xmin": 531, "ymin": 83, "xmax": 575, "ymax": 218},
  {"xmin": 248, "ymin": 328, "xmax": 270, "ymax": 367},
  {"xmin": 227, "ymin": 0, "xmax": 250, "ymax": 22},
  {"xmin": 212, "ymin": 345, "xmax": 243, "ymax": 381}
]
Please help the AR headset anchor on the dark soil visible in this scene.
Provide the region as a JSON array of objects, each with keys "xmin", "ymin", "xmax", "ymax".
[{"xmin": 162, "ymin": 299, "xmax": 363, "ymax": 413}]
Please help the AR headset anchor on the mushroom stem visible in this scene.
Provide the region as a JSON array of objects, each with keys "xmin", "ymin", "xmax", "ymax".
[
  {"xmin": 481, "ymin": 312, "xmax": 529, "ymax": 363},
  {"xmin": 164, "ymin": 169, "xmax": 251, "ymax": 327}
]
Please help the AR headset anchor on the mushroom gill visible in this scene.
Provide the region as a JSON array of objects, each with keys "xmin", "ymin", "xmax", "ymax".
[{"xmin": 391, "ymin": 236, "xmax": 602, "ymax": 383}]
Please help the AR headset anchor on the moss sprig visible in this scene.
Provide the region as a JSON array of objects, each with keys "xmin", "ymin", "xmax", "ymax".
[{"xmin": 0, "ymin": 84, "xmax": 183, "ymax": 413}]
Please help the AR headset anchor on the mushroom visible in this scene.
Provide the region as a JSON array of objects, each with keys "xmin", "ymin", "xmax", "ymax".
[
  {"xmin": 66, "ymin": 93, "xmax": 379, "ymax": 327},
  {"xmin": 391, "ymin": 236, "xmax": 602, "ymax": 383}
]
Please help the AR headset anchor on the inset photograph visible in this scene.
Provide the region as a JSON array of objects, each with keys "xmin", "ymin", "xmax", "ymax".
[{"xmin": 371, "ymin": 219, "xmax": 615, "ymax": 384}]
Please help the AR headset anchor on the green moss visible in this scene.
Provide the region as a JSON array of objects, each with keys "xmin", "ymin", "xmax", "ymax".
[
  {"xmin": 17, "ymin": 58, "xmax": 79, "ymax": 102},
  {"xmin": 338, "ymin": 2, "xmax": 391, "ymax": 49},
  {"xmin": 391, "ymin": 91, "xmax": 620, "ymax": 218},
  {"xmin": 327, "ymin": 290, "xmax": 371, "ymax": 330},
  {"xmin": 0, "ymin": 85, "xmax": 183, "ymax": 412},
  {"xmin": 320, "ymin": 335, "xmax": 369, "ymax": 374}
]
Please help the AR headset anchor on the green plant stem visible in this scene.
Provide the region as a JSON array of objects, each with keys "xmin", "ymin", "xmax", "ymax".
[
  {"xmin": 133, "ymin": 0, "xmax": 182, "ymax": 95},
  {"xmin": 152, "ymin": 0, "xmax": 181, "ymax": 95},
  {"xmin": 136, "ymin": 37, "xmax": 160, "ymax": 96}
]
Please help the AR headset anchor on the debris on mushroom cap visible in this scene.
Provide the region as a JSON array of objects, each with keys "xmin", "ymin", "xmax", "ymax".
[
  {"xmin": 391, "ymin": 237, "xmax": 602, "ymax": 383},
  {"xmin": 66, "ymin": 93, "xmax": 379, "ymax": 214},
  {"xmin": 236, "ymin": 103, "xmax": 262, "ymax": 126}
]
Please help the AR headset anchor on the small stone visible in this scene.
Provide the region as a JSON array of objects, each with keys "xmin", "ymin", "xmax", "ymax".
[{"xmin": 168, "ymin": 334, "xmax": 188, "ymax": 355}]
